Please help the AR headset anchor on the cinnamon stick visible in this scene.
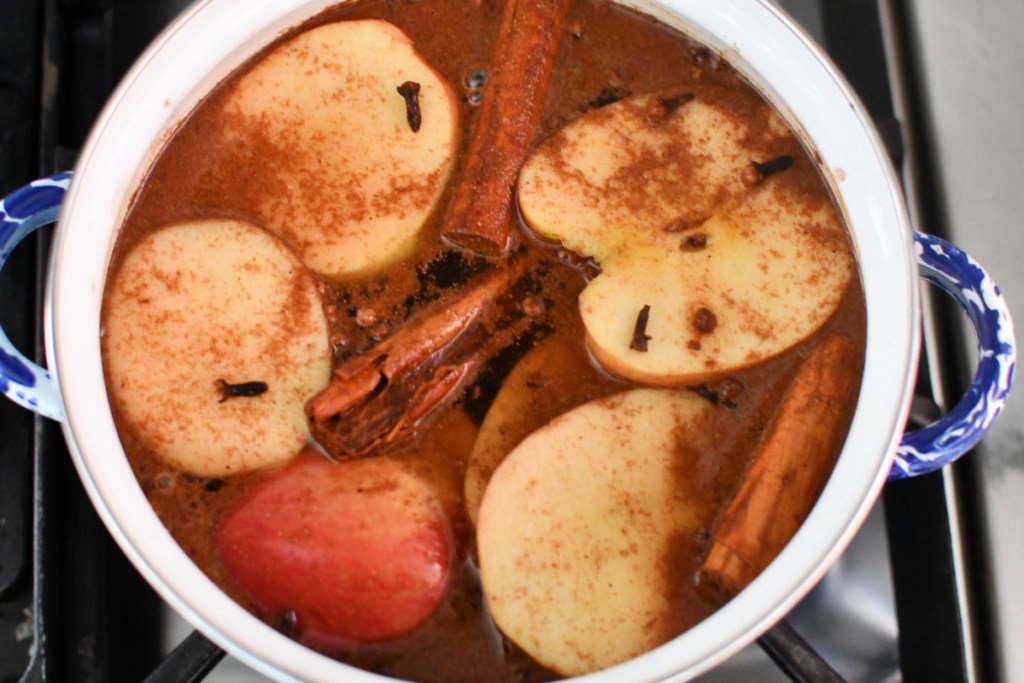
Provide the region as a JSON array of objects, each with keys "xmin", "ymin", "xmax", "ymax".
[
  {"xmin": 440, "ymin": 0, "xmax": 572, "ymax": 254},
  {"xmin": 697, "ymin": 334, "xmax": 860, "ymax": 602},
  {"xmin": 306, "ymin": 266, "xmax": 519, "ymax": 426}
]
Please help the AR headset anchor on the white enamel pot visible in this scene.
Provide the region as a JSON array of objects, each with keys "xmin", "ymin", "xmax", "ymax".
[{"xmin": 0, "ymin": 0, "xmax": 1016, "ymax": 681}]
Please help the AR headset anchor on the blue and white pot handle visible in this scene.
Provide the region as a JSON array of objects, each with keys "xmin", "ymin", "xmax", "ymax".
[
  {"xmin": 890, "ymin": 233, "xmax": 1016, "ymax": 479},
  {"xmin": 0, "ymin": 173, "xmax": 71, "ymax": 421},
  {"xmin": 0, "ymin": 175, "xmax": 1017, "ymax": 478}
]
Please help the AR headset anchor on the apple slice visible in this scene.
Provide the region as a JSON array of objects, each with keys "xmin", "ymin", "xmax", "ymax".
[
  {"xmin": 477, "ymin": 389, "xmax": 712, "ymax": 676},
  {"xmin": 103, "ymin": 219, "xmax": 331, "ymax": 477},
  {"xmin": 222, "ymin": 19, "xmax": 459, "ymax": 279},
  {"xmin": 463, "ymin": 336, "xmax": 594, "ymax": 526},
  {"xmin": 217, "ymin": 450, "xmax": 453, "ymax": 648},
  {"xmin": 517, "ymin": 91, "xmax": 854, "ymax": 385}
]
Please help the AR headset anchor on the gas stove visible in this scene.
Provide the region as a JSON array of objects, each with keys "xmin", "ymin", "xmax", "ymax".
[{"xmin": 1, "ymin": 0, "xmax": 1020, "ymax": 681}]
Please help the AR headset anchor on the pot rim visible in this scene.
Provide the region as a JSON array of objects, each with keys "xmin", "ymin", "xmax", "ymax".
[{"xmin": 44, "ymin": 0, "xmax": 919, "ymax": 680}]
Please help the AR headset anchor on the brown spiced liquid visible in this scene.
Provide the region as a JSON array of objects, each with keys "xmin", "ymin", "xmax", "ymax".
[{"xmin": 103, "ymin": 0, "xmax": 866, "ymax": 681}]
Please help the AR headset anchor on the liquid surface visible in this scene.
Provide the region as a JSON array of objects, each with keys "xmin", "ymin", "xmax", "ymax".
[{"xmin": 102, "ymin": 0, "xmax": 866, "ymax": 680}]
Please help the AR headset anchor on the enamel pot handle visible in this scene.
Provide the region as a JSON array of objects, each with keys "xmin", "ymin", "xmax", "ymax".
[
  {"xmin": 889, "ymin": 232, "xmax": 1017, "ymax": 480},
  {"xmin": 0, "ymin": 173, "xmax": 71, "ymax": 422}
]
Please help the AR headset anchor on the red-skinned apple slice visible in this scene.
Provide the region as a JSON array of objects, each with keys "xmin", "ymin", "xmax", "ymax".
[
  {"xmin": 221, "ymin": 20, "xmax": 459, "ymax": 279},
  {"xmin": 216, "ymin": 449, "xmax": 453, "ymax": 648},
  {"xmin": 517, "ymin": 91, "xmax": 854, "ymax": 385}
]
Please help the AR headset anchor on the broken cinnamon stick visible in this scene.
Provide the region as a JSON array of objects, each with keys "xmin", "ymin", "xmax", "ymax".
[
  {"xmin": 697, "ymin": 334, "xmax": 860, "ymax": 602},
  {"xmin": 306, "ymin": 265, "xmax": 520, "ymax": 426},
  {"xmin": 440, "ymin": 0, "xmax": 572, "ymax": 255}
]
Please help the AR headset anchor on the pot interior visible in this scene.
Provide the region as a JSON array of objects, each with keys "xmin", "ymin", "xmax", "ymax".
[{"xmin": 47, "ymin": 0, "xmax": 918, "ymax": 680}]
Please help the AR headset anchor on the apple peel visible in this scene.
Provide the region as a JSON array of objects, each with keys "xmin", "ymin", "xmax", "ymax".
[{"xmin": 217, "ymin": 452, "xmax": 453, "ymax": 648}]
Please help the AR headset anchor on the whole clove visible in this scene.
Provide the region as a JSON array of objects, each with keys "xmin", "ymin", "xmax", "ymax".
[
  {"xmin": 630, "ymin": 304, "xmax": 652, "ymax": 352},
  {"xmin": 680, "ymin": 233, "xmax": 708, "ymax": 251},
  {"xmin": 689, "ymin": 380, "xmax": 740, "ymax": 409},
  {"xmin": 693, "ymin": 307, "xmax": 717, "ymax": 334},
  {"xmin": 647, "ymin": 92, "xmax": 694, "ymax": 122},
  {"xmin": 280, "ymin": 609, "xmax": 299, "ymax": 637},
  {"xmin": 589, "ymin": 87, "xmax": 632, "ymax": 109},
  {"xmin": 396, "ymin": 81, "xmax": 422, "ymax": 132},
  {"xmin": 690, "ymin": 385, "xmax": 720, "ymax": 405},
  {"xmin": 216, "ymin": 379, "xmax": 269, "ymax": 402},
  {"xmin": 742, "ymin": 155, "xmax": 795, "ymax": 186}
]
